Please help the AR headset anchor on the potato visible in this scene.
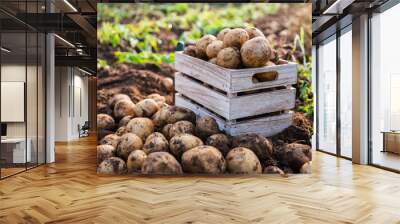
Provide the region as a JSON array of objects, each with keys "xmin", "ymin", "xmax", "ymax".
[
  {"xmin": 152, "ymin": 106, "xmax": 196, "ymax": 129},
  {"xmin": 97, "ymin": 156, "xmax": 124, "ymax": 173},
  {"xmin": 231, "ymin": 134, "xmax": 273, "ymax": 162},
  {"xmin": 183, "ymin": 45, "xmax": 197, "ymax": 57},
  {"xmin": 116, "ymin": 133, "xmax": 143, "ymax": 160},
  {"xmin": 97, "ymin": 129, "xmax": 113, "ymax": 144},
  {"xmin": 114, "ymin": 99, "xmax": 136, "ymax": 119},
  {"xmin": 223, "ymin": 28, "xmax": 249, "ymax": 48},
  {"xmin": 206, "ymin": 133, "xmax": 231, "ymax": 156},
  {"xmin": 217, "ymin": 28, "xmax": 231, "ymax": 41},
  {"xmin": 195, "ymin": 34, "xmax": 216, "ymax": 59},
  {"xmin": 181, "ymin": 145, "xmax": 226, "ymax": 174},
  {"xmin": 169, "ymin": 120, "xmax": 195, "ymax": 139},
  {"xmin": 245, "ymin": 27, "xmax": 265, "ymax": 39},
  {"xmin": 147, "ymin": 93, "xmax": 166, "ymax": 108},
  {"xmin": 136, "ymin": 99, "xmax": 159, "ymax": 117},
  {"xmin": 196, "ymin": 116, "xmax": 220, "ymax": 140},
  {"xmin": 274, "ymin": 143, "xmax": 312, "ymax": 174},
  {"xmin": 97, "ymin": 114, "xmax": 115, "ymax": 130},
  {"xmin": 143, "ymin": 132, "xmax": 169, "ymax": 154},
  {"xmin": 99, "ymin": 134, "xmax": 120, "ymax": 148},
  {"xmin": 240, "ymin": 36, "xmax": 272, "ymax": 68},
  {"xmin": 97, "ymin": 145, "xmax": 116, "ymax": 164},
  {"xmin": 115, "ymin": 126, "xmax": 128, "ymax": 136},
  {"xmin": 226, "ymin": 147, "xmax": 262, "ymax": 174},
  {"xmin": 126, "ymin": 117, "xmax": 154, "ymax": 140},
  {"xmin": 216, "ymin": 47, "xmax": 241, "ymax": 69},
  {"xmin": 169, "ymin": 134, "xmax": 203, "ymax": 159},
  {"xmin": 141, "ymin": 152, "xmax": 183, "ymax": 175},
  {"xmin": 108, "ymin": 93, "xmax": 131, "ymax": 108},
  {"xmin": 97, "ymin": 157, "xmax": 127, "ymax": 175},
  {"xmin": 162, "ymin": 77, "xmax": 174, "ymax": 93},
  {"xmin": 206, "ymin": 40, "xmax": 223, "ymax": 59},
  {"xmin": 209, "ymin": 58, "xmax": 217, "ymax": 64},
  {"xmin": 119, "ymin": 115, "xmax": 133, "ymax": 127},
  {"xmin": 264, "ymin": 165, "xmax": 285, "ymax": 175},
  {"xmin": 127, "ymin": 150, "xmax": 147, "ymax": 173},
  {"xmin": 162, "ymin": 124, "xmax": 173, "ymax": 139}
]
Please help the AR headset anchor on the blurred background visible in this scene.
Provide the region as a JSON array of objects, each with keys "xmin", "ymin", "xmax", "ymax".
[{"xmin": 97, "ymin": 3, "xmax": 312, "ymax": 127}]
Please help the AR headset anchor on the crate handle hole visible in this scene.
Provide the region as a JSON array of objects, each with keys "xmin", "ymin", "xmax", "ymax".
[{"xmin": 252, "ymin": 71, "xmax": 279, "ymax": 83}]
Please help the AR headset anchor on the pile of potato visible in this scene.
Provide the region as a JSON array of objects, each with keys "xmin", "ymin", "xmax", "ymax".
[
  {"xmin": 97, "ymin": 93, "xmax": 312, "ymax": 175},
  {"xmin": 183, "ymin": 27, "xmax": 289, "ymax": 69}
]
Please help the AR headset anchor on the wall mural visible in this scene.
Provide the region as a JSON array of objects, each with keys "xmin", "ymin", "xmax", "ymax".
[{"xmin": 97, "ymin": 3, "xmax": 313, "ymax": 175}]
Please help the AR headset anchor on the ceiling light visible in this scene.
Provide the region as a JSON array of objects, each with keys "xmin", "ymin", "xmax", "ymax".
[
  {"xmin": 63, "ymin": 0, "xmax": 78, "ymax": 12},
  {"xmin": 1, "ymin": 47, "xmax": 11, "ymax": 53},
  {"xmin": 54, "ymin": 34, "xmax": 75, "ymax": 48}
]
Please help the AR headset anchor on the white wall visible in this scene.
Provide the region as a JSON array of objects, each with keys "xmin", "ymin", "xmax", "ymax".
[{"xmin": 54, "ymin": 66, "xmax": 89, "ymax": 141}]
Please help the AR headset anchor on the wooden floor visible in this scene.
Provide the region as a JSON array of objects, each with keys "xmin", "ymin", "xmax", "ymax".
[{"xmin": 1, "ymin": 136, "xmax": 400, "ymax": 224}]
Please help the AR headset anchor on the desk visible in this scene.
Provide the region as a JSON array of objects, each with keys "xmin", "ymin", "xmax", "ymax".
[
  {"xmin": 1, "ymin": 138, "xmax": 31, "ymax": 163},
  {"xmin": 382, "ymin": 131, "xmax": 400, "ymax": 154}
]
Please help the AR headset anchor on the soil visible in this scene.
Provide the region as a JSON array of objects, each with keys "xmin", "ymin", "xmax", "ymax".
[
  {"xmin": 97, "ymin": 63, "xmax": 175, "ymax": 116},
  {"xmin": 254, "ymin": 5, "xmax": 312, "ymax": 63}
]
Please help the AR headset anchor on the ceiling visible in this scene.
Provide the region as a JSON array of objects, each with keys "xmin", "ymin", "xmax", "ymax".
[{"xmin": 0, "ymin": 0, "xmax": 97, "ymax": 73}]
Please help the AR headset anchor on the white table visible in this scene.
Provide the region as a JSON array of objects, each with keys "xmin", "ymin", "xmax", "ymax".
[{"xmin": 1, "ymin": 138, "xmax": 31, "ymax": 163}]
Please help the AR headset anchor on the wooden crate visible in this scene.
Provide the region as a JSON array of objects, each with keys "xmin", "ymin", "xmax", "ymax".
[
  {"xmin": 175, "ymin": 72, "xmax": 296, "ymax": 120},
  {"xmin": 175, "ymin": 51, "xmax": 297, "ymax": 93},
  {"xmin": 175, "ymin": 94, "xmax": 293, "ymax": 137}
]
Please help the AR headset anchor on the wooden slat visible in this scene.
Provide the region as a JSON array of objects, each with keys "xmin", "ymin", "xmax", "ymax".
[
  {"xmin": 175, "ymin": 94, "xmax": 293, "ymax": 137},
  {"xmin": 175, "ymin": 73, "xmax": 296, "ymax": 120},
  {"xmin": 175, "ymin": 73, "xmax": 230, "ymax": 118},
  {"xmin": 175, "ymin": 51, "xmax": 297, "ymax": 93}
]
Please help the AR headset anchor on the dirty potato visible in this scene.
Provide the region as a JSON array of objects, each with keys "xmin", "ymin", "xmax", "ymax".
[
  {"xmin": 216, "ymin": 47, "xmax": 241, "ymax": 69},
  {"xmin": 196, "ymin": 116, "xmax": 220, "ymax": 140},
  {"xmin": 240, "ymin": 36, "xmax": 272, "ymax": 68},
  {"xmin": 206, "ymin": 40, "xmax": 224, "ymax": 59},
  {"xmin": 114, "ymin": 99, "xmax": 136, "ymax": 119},
  {"xmin": 147, "ymin": 93, "xmax": 166, "ymax": 108},
  {"xmin": 217, "ymin": 28, "xmax": 231, "ymax": 41},
  {"xmin": 126, "ymin": 117, "xmax": 154, "ymax": 140},
  {"xmin": 116, "ymin": 133, "xmax": 143, "ymax": 160},
  {"xmin": 115, "ymin": 126, "xmax": 128, "ymax": 136},
  {"xmin": 99, "ymin": 134, "xmax": 120, "ymax": 149},
  {"xmin": 245, "ymin": 27, "xmax": 265, "ymax": 39},
  {"xmin": 226, "ymin": 147, "xmax": 262, "ymax": 174},
  {"xmin": 181, "ymin": 145, "xmax": 226, "ymax": 174},
  {"xmin": 119, "ymin": 115, "xmax": 133, "ymax": 127},
  {"xmin": 231, "ymin": 134, "xmax": 273, "ymax": 162},
  {"xmin": 152, "ymin": 106, "xmax": 196, "ymax": 129},
  {"xmin": 223, "ymin": 28, "xmax": 249, "ymax": 48},
  {"xmin": 169, "ymin": 134, "xmax": 204, "ymax": 159},
  {"xmin": 195, "ymin": 34, "xmax": 217, "ymax": 59},
  {"xmin": 97, "ymin": 157, "xmax": 127, "ymax": 175},
  {"xmin": 97, "ymin": 144, "xmax": 116, "ymax": 164},
  {"xmin": 168, "ymin": 120, "xmax": 195, "ymax": 139},
  {"xmin": 97, "ymin": 113, "xmax": 115, "ymax": 130},
  {"xmin": 127, "ymin": 150, "xmax": 147, "ymax": 173},
  {"xmin": 206, "ymin": 133, "xmax": 231, "ymax": 156},
  {"xmin": 143, "ymin": 132, "xmax": 169, "ymax": 154},
  {"xmin": 141, "ymin": 152, "xmax": 183, "ymax": 175},
  {"xmin": 136, "ymin": 99, "xmax": 160, "ymax": 117},
  {"xmin": 108, "ymin": 93, "xmax": 131, "ymax": 108}
]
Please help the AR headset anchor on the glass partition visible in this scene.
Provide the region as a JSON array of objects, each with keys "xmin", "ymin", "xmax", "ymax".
[
  {"xmin": 339, "ymin": 27, "xmax": 352, "ymax": 158},
  {"xmin": 370, "ymin": 3, "xmax": 400, "ymax": 171},
  {"xmin": 0, "ymin": 1, "xmax": 46, "ymax": 179},
  {"xmin": 317, "ymin": 35, "xmax": 337, "ymax": 154}
]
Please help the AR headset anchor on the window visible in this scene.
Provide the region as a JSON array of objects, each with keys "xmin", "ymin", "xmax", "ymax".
[
  {"xmin": 339, "ymin": 27, "xmax": 352, "ymax": 158},
  {"xmin": 370, "ymin": 3, "xmax": 400, "ymax": 171},
  {"xmin": 317, "ymin": 35, "xmax": 337, "ymax": 154}
]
